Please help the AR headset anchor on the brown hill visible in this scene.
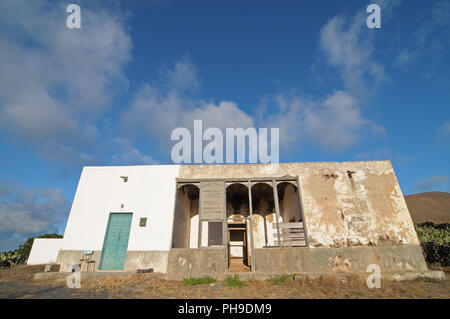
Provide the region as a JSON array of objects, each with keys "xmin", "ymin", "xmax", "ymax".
[{"xmin": 404, "ymin": 191, "xmax": 450, "ymax": 224}]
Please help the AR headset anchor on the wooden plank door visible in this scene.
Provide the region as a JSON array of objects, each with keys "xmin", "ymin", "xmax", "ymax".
[{"xmin": 100, "ymin": 213, "xmax": 133, "ymax": 270}]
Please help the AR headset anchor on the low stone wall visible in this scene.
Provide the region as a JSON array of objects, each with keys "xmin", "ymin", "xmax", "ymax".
[
  {"xmin": 253, "ymin": 245, "xmax": 428, "ymax": 274},
  {"xmin": 167, "ymin": 247, "xmax": 226, "ymax": 279},
  {"xmin": 57, "ymin": 250, "xmax": 102, "ymax": 272},
  {"xmin": 56, "ymin": 250, "xmax": 169, "ymax": 272},
  {"xmin": 124, "ymin": 251, "xmax": 169, "ymax": 273},
  {"xmin": 56, "ymin": 244, "xmax": 428, "ymax": 276}
]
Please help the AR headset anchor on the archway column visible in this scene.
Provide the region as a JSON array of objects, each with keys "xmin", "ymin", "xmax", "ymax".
[
  {"xmin": 272, "ymin": 180, "xmax": 282, "ymax": 247},
  {"xmin": 247, "ymin": 181, "xmax": 255, "ymax": 272}
]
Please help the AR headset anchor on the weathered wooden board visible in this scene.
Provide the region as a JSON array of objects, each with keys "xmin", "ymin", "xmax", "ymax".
[
  {"xmin": 272, "ymin": 222, "xmax": 304, "ymax": 229},
  {"xmin": 273, "ymin": 240, "xmax": 307, "ymax": 246},
  {"xmin": 280, "ymin": 234, "xmax": 306, "ymax": 240},
  {"xmin": 282, "ymin": 240, "xmax": 307, "ymax": 247},
  {"xmin": 273, "ymin": 231, "xmax": 305, "ymax": 237},
  {"xmin": 200, "ymin": 182, "xmax": 224, "ymax": 220},
  {"xmin": 281, "ymin": 228, "xmax": 305, "ymax": 235}
]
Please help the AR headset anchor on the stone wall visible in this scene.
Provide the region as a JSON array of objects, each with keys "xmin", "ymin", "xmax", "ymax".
[
  {"xmin": 167, "ymin": 247, "xmax": 226, "ymax": 279},
  {"xmin": 253, "ymin": 245, "xmax": 428, "ymax": 274},
  {"xmin": 57, "ymin": 250, "xmax": 169, "ymax": 273}
]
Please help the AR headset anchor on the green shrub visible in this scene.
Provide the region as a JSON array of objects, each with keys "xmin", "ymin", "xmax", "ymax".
[
  {"xmin": 183, "ymin": 276, "xmax": 216, "ymax": 286},
  {"xmin": 414, "ymin": 223, "xmax": 450, "ymax": 243},
  {"xmin": 0, "ymin": 250, "xmax": 26, "ymax": 268},
  {"xmin": 267, "ymin": 274, "xmax": 293, "ymax": 285},
  {"xmin": 225, "ymin": 275, "xmax": 245, "ymax": 287}
]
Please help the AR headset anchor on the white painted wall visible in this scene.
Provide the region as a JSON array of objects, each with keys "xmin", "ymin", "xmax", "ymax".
[
  {"xmin": 27, "ymin": 238, "xmax": 63, "ymax": 265},
  {"xmin": 61, "ymin": 165, "xmax": 180, "ymax": 252},
  {"xmin": 189, "ymin": 214, "xmax": 199, "ymax": 248}
]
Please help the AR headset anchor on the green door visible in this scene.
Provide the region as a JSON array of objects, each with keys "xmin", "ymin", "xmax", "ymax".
[{"xmin": 100, "ymin": 213, "xmax": 133, "ymax": 270}]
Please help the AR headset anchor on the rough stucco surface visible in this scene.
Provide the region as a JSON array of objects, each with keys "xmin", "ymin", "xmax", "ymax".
[
  {"xmin": 253, "ymin": 245, "xmax": 428, "ymax": 274},
  {"xmin": 57, "ymin": 250, "xmax": 102, "ymax": 272},
  {"xmin": 57, "ymin": 250, "xmax": 169, "ymax": 273},
  {"xmin": 179, "ymin": 161, "xmax": 420, "ymax": 248},
  {"xmin": 167, "ymin": 248, "xmax": 226, "ymax": 278}
]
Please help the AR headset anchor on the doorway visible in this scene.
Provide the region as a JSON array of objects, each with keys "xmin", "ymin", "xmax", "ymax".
[
  {"xmin": 99, "ymin": 213, "xmax": 133, "ymax": 270},
  {"xmin": 227, "ymin": 222, "xmax": 250, "ymax": 272}
]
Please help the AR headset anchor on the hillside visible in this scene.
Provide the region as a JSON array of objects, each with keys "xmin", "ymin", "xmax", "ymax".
[{"xmin": 405, "ymin": 191, "xmax": 450, "ymax": 224}]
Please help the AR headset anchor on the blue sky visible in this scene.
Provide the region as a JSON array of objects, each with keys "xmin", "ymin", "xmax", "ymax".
[{"xmin": 0, "ymin": 0, "xmax": 449, "ymax": 250}]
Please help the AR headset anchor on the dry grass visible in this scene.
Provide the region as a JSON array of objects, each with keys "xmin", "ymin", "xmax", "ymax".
[
  {"xmin": 78, "ymin": 272, "xmax": 449, "ymax": 299},
  {"xmin": 1, "ymin": 265, "xmax": 449, "ymax": 299},
  {"xmin": 0, "ymin": 265, "xmax": 45, "ymax": 282}
]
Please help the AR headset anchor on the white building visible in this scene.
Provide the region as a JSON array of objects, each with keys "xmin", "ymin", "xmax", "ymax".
[{"xmin": 28, "ymin": 162, "xmax": 428, "ymax": 277}]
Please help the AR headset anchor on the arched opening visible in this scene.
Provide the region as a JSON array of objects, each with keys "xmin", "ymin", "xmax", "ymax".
[
  {"xmin": 275, "ymin": 182, "xmax": 306, "ymax": 247},
  {"xmin": 277, "ymin": 182, "xmax": 303, "ymax": 223},
  {"xmin": 250, "ymin": 183, "xmax": 277, "ymax": 248},
  {"xmin": 172, "ymin": 184, "xmax": 199, "ymax": 248},
  {"xmin": 226, "ymin": 183, "xmax": 249, "ymax": 218}
]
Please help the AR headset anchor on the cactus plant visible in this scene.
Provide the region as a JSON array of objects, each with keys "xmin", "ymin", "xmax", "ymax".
[{"xmin": 0, "ymin": 250, "xmax": 26, "ymax": 268}]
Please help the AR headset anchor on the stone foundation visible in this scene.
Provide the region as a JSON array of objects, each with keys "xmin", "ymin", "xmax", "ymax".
[
  {"xmin": 56, "ymin": 250, "xmax": 169, "ymax": 273},
  {"xmin": 56, "ymin": 244, "xmax": 428, "ymax": 277},
  {"xmin": 253, "ymin": 245, "xmax": 428, "ymax": 274}
]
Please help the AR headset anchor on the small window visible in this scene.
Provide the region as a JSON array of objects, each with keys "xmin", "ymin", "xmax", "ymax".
[
  {"xmin": 208, "ymin": 222, "xmax": 223, "ymax": 246},
  {"xmin": 139, "ymin": 218, "xmax": 147, "ymax": 227}
]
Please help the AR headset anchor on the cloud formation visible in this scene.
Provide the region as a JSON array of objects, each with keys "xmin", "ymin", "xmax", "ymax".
[
  {"xmin": 0, "ymin": 182, "xmax": 70, "ymax": 251},
  {"xmin": 395, "ymin": 1, "xmax": 450, "ymax": 68},
  {"xmin": 121, "ymin": 58, "xmax": 254, "ymax": 153},
  {"xmin": 0, "ymin": 0, "xmax": 132, "ymax": 165},
  {"xmin": 437, "ymin": 120, "xmax": 450, "ymax": 137},
  {"xmin": 262, "ymin": 91, "xmax": 383, "ymax": 151},
  {"xmin": 111, "ymin": 138, "xmax": 158, "ymax": 165},
  {"xmin": 262, "ymin": 6, "xmax": 387, "ymax": 152},
  {"xmin": 412, "ymin": 174, "xmax": 450, "ymax": 193},
  {"xmin": 0, "ymin": 1, "xmax": 389, "ymax": 166},
  {"xmin": 319, "ymin": 14, "xmax": 385, "ymax": 96}
]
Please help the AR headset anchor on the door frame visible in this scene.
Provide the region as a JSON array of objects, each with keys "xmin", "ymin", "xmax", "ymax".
[{"xmin": 227, "ymin": 217, "xmax": 250, "ymax": 270}]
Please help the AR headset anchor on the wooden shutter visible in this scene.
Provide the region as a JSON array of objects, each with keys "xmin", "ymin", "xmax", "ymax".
[{"xmin": 200, "ymin": 181, "xmax": 224, "ymax": 220}]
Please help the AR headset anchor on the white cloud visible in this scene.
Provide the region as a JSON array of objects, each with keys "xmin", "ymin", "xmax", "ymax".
[
  {"xmin": 161, "ymin": 56, "xmax": 200, "ymax": 92},
  {"xmin": 272, "ymin": 5, "xmax": 389, "ymax": 151},
  {"xmin": 187, "ymin": 101, "xmax": 254, "ymax": 130},
  {"xmin": 0, "ymin": 1, "xmax": 389, "ymax": 166},
  {"xmin": 111, "ymin": 138, "xmax": 158, "ymax": 165},
  {"xmin": 121, "ymin": 57, "xmax": 254, "ymax": 152},
  {"xmin": 307, "ymin": 91, "xmax": 384, "ymax": 149},
  {"xmin": 263, "ymin": 91, "xmax": 384, "ymax": 151},
  {"xmin": 437, "ymin": 120, "xmax": 450, "ymax": 137},
  {"xmin": 0, "ymin": 182, "xmax": 70, "ymax": 250},
  {"xmin": 123, "ymin": 8, "xmax": 388, "ymax": 157},
  {"xmin": 412, "ymin": 174, "xmax": 450, "ymax": 193},
  {"xmin": 394, "ymin": 0, "xmax": 450, "ymax": 67},
  {"xmin": 0, "ymin": 0, "xmax": 132, "ymax": 162},
  {"xmin": 37, "ymin": 142, "xmax": 99, "ymax": 168},
  {"xmin": 355, "ymin": 149, "xmax": 413, "ymax": 166},
  {"xmin": 0, "ymin": 182, "xmax": 70, "ymax": 251},
  {"xmin": 319, "ymin": 13, "xmax": 385, "ymax": 96}
]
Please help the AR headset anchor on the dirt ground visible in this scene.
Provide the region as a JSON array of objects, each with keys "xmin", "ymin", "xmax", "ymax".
[{"xmin": 0, "ymin": 265, "xmax": 449, "ymax": 299}]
